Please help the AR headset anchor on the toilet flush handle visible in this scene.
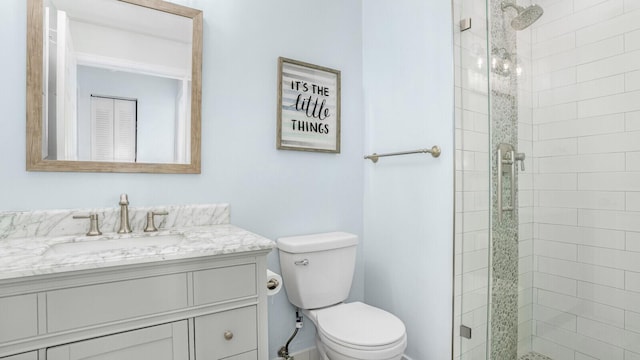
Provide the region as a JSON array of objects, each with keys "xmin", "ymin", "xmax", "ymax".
[{"xmin": 294, "ymin": 259, "xmax": 309, "ymax": 266}]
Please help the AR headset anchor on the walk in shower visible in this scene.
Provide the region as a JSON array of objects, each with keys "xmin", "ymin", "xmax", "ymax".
[{"xmin": 454, "ymin": 0, "xmax": 640, "ymax": 359}]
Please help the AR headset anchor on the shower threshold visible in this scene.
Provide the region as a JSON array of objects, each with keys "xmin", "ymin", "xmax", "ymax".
[{"xmin": 519, "ymin": 352, "xmax": 553, "ymax": 360}]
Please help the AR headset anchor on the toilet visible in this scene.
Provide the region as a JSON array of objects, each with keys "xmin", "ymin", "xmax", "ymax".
[{"xmin": 278, "ymin": 232, "xmax": 407, "ymax": 360}]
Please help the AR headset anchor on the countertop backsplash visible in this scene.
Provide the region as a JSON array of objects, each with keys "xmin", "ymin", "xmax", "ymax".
[{"xmin": 0, "ymin": 203, "xmax": 230, "ymax": 240}]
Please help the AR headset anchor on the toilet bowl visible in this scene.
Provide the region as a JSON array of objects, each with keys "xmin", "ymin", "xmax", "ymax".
[
  {"xmin": 277, "ymin": 232, "xmax": 407, "ymax": 360},
  {"xmin": 305, "ymin": 302, "xmax": 406, "ymax": 360}
]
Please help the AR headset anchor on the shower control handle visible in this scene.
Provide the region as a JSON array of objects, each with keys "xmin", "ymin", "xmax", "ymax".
[
  {"xmin": 497, "ymin": 143, "xmax": 526, "ymax": 222},
  {"xmin": 515, "ymin": 152, "xmax": 525, "ymax": 171}
]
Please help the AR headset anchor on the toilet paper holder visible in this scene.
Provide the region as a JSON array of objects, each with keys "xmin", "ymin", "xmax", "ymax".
[
  {"xmin": 266, "ymin": 269, "xmax": 283, "ymax": 296},
  {"xmin": 267, "ymin": 278, "xmax": 280, "ymax": 291}
]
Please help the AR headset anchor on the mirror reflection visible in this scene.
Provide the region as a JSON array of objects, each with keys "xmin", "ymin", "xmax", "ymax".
[{"xmin": 42, "ymin": 0, "xmax": 193, "ymax": 164}]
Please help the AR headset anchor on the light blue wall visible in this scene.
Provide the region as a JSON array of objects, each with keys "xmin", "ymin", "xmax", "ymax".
[
  {"xmin": 0, "ymin": 0, "xmax": 363, "ymax": 357},
  {"xmin": 362, "ymin": 0, "xmax": 454, "ymax": 359}
]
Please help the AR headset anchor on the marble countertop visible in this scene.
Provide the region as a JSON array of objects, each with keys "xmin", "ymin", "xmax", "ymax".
[{"xmin": 0, "ymin": 224, "xmax": 275, "ymax": 281}]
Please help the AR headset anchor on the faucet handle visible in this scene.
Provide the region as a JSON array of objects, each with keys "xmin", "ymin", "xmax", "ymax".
[
  {"xmin": 144, "ymin": 211, "xmax": 169, "ymax": 232},
  {"xmin": 73, "ymin": 213, "xmax": 102, "ymax": 236}
]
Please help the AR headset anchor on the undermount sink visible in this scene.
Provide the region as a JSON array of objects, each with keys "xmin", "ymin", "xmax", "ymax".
[{"xmin": 44, "ymin": 234, "xmax": 185, "ymax": 258}]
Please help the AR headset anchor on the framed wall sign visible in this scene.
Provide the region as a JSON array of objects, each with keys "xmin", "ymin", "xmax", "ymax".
[{"xmin": 277, "ymin": 57, "xmax": 341, "ymax": 153}]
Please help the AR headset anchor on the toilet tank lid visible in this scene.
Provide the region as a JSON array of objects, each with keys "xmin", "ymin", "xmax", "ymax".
[{"xmin": 277, "ymin": 232, "xmax": 358, "ymax": 253}]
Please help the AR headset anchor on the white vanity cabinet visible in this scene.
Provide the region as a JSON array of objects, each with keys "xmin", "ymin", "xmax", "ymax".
[{"xmin": 0, "ymin": 251, "xmax": 270, "ymax": 360}]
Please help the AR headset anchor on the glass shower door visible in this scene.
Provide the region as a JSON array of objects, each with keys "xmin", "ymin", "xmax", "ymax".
[
  {"xmin": 453, "ymin": 0, "xmax": 492, "ymax": 358},
  {"xmin": 454, "ymin": 0, "xmax": 532, "ymax": 357}
]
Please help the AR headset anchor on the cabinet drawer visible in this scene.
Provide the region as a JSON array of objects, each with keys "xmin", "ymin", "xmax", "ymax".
[
  {"xmin": 47, "ymin": 320, "xmax": 188, "ymax": 360},
  {"xmin": 195, "ymin": 306, "xmax": 257, "ymax": 359},
  {"xmin": 193, "ymin": 264, "xmax": 256, "ymax": 305},
  {"xmin": 47, "ymin": 273, "xmax": 188, "ymax": 332},
  {"xmin": 0, "ymin": 294, "xmax": 37, "ymax": 343},
  {"xmin": 1, "ymin": 351, "xmax": 38, "ymax": 360}
]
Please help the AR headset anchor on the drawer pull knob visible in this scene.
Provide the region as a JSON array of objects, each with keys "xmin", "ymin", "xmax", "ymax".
[{"xmin": 224, "ymin": 331, "xmax": 234, "ymax": 341}]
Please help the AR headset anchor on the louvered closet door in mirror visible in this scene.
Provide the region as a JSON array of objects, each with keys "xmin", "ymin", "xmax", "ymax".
[{"xmin": 90, "ymin": 96, "xmax": 136, "ymax": 162}]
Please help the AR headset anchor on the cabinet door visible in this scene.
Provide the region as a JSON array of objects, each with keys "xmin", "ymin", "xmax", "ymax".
[
  {"xmin": 1, "ymin": 352, "xmax": 38, "ymax": 360},
  {"xmin": 46, "ymin": 321, "xmax": 188, "ymax": 360}
]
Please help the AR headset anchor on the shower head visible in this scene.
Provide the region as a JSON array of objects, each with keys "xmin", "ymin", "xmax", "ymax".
[{"xmin": 501, "ymin": 2, "xmax": 544, "ymax": 30}]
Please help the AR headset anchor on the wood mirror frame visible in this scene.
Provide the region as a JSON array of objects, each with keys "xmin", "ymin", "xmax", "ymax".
[{"xmin": 26, "ymin": 0, "xmax": 202, "ymax": 173}]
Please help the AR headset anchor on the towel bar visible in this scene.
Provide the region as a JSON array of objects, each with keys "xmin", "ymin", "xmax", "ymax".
[{"xmin": 364, "ymin": 145, "xmax": 441, "ymax": 163}]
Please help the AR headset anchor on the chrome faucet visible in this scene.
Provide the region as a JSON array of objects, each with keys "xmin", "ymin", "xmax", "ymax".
[{"xmin": 117, "ymin": 194, "xmax": 132, "ymax": 234}]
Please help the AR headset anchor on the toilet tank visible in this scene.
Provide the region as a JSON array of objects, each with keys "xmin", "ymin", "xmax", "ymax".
[{"xmin": 278, "ymin": 232, "xmax": 358, "ymax": 309}]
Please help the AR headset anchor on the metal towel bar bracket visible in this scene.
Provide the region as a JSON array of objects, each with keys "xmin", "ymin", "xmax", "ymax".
[{"xmin": 364, "ymin": 145, "xmax": 441, "ymax": 163}]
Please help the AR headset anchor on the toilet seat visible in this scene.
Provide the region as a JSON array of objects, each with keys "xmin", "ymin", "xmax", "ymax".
[{"xmin": 307, "ymin": 302, "xmax": 407, "ymax": 360}]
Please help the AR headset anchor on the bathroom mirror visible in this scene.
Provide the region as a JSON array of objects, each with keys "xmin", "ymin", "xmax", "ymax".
[{"xmin": 26, "ymin": 0, "xmax": 202, "ymax": 173}]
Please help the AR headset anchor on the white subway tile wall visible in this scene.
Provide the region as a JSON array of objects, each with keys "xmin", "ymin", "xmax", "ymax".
[{"xmin": 529, "ymin": 0, "xmax": 640, "ymax": 358}]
